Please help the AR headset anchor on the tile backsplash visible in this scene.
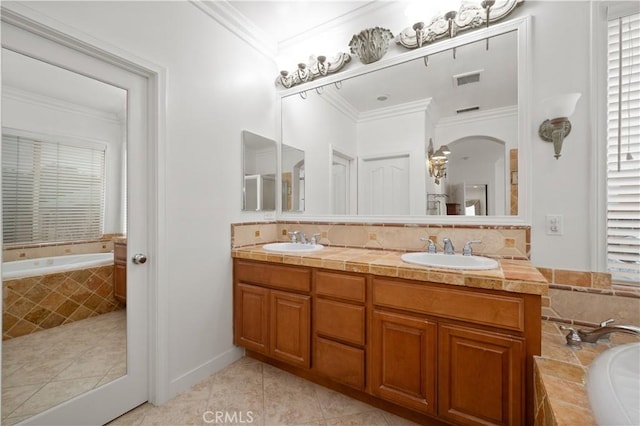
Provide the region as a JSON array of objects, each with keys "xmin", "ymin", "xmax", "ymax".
[{"xmin": 231, "ymin": 221, "xmax": 530, "ymax": 259}]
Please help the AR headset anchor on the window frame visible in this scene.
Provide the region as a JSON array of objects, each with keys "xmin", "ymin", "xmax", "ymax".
[
  {"xmin": 2, "ymin": 127, "xmax": 109, "ymax": 246},
  {"xmin": 592, "ymin": 1, "xmax": 640, "ymax": 285}
]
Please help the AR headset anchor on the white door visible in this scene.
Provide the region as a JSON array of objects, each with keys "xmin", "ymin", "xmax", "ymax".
[
  {"xmin": 331, "ymin": 153, "xmax": 351, "ymax": 215},
  {"xmin": 359, "ymin": 154, "xmax": 410, "ymax": 215},
  {"xmin": 2, "ymin": 20, "xmax": 150, "ymax": 426}
]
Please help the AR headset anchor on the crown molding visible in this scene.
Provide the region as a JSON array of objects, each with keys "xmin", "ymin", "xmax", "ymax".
[
  {"xmin": 278, "ymin": 1, "xmax": 393, "ymax": 52},
  {"xmin": 358, "ymin": 98, "xmax": 432, "ymax": 122},
  {"xmin": 319, "ymin": 89, "xmax": 360, "ymax": 123},
  {"xmin": 190, "ymin": 0, "xmax": 277, "ymax": 59},
  {"xmin": 436, "ymin": 105, "xmax": 517, "ymax": 128},
  {"xmin": 3, "ymin": 85, "xmax": 123, "ymax": 125}
]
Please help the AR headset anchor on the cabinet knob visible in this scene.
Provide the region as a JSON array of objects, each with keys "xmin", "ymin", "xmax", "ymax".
[{"xmin": 132, "ymin": 253, "xmax": 148, "ymax": 264}]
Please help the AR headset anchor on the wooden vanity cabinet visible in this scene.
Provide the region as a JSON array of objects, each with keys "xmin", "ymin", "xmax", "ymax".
[
  {"xmin": 113, "ymin": 241, "xmax": 127, "ymax": 304},
  {"xmin": 233, "ymin": 260, "xmax": 311, "ymax": 368},
  {"xmin": 313, "ymin": 270, "xmax": 366, "ymax": 390},
  {"xmin": 233, "ymin": 259, "xmax": 541, "ymax": 426},
  {"xmin": 438, "ymin": 323, "xmax": 524, "ymax": 426},
  {"xmin": 371, "ymin": 310, "xmax": 437, "ymax": 415}
]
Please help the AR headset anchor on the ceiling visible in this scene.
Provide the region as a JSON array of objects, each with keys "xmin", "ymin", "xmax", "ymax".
[
  {"xmin": 2, "ymin": 48, "xmax": 127, "ymax": 118},
  {"xmin": 229, "ymin": 1, "xmax": 378, "ymax": 45}
]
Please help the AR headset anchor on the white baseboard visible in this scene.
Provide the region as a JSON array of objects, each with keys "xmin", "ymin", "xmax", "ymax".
[{"xmin": 167, "ymin": 346, "xmax": 245, "ymax": 400}]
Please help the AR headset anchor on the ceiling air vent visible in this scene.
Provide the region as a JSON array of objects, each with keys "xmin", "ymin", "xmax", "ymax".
[
  {"xmin": 456, "ymin": 106, "xmax": 480, "ymax": 114},
  {"xmin": 453, "ymin": 69, "xmax": 483, "ymax": 87}
]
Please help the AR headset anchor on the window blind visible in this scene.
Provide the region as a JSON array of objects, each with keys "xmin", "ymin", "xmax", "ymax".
[
  {"xmin": 2, "ymin": 134, "xmax": 106, "ymax": 245},
  {"xmin": 607, "ymin": 12, "xmax": 640, "ymax": 284}
]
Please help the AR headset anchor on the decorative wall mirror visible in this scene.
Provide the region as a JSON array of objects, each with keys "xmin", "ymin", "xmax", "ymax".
[
  {"xmin": 241, "ymin": 130, "xmax": 276, "ymax": 211},
  {"xmin": 278, "ymin": 16, "xmax": 530, "ymax": 224}
]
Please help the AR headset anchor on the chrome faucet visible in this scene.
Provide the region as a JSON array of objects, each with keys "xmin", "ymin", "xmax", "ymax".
[
  {"xmin": 288, "ymin": 231, "xmax": 307, "ymax": 244},
  {"xmin": 293, "ymin": 231, "xmax": 307, "ymax": 244},
  {"xmin": 442, "ymin": 238, "xmax": 455, "ymax": 255},
  {"xmin": 462, "ymin": 240, "xmax": 482, "ymax": 256},
  {"xmin": 560, "ymin": 319, "xmax": 640, "ymax": 347},
  {"xmin": 420, "ymin": 237, "xmax": 437, "ymax": 253}
]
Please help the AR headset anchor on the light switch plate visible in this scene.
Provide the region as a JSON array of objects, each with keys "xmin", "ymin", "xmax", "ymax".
[{"xmin": 545, "ymin": 214, "xmax": 563, "ymax": 236}]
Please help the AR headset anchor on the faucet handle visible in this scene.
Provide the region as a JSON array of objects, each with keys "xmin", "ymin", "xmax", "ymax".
[
  {"xmin": 311, "ymin": 233, "xmax": 321, "ymax": 245},
  {"xmin": 420, "ymin": 237, "xmax": 437, "ymax": 253},
  {"xmin": 599, "ymin": 318, "xmax": 615, "ymax": 327},
  {"xmin": 559, "ymin": 325, "xmax": 582, "ymax": 347},
  {"xmin": 287, "ymin": 232, "xmax": 297, "ymax": 243},
  {"xmin": 462, "ymin": 240, "xmax": 482, "ymax": 256}
]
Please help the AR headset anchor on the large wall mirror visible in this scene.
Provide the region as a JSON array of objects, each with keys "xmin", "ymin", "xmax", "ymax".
[
  {"xmin": 2, "ymin": 47, "xmax": 128, "ymax": 422},
  {"xmin": 279, "ymin": 17, "xmax": 530, "ymax": 223},
  {"xmin": 242, "ymin": 130, "xmax": 277, "ymax": 211}
]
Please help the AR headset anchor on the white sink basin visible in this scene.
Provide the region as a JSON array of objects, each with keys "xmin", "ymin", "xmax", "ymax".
[
  {"xmin": 262, "ymin": 242, "xmax": 324, "ymax": 253},
  {"xmin": 400, "ymin": 252, "xmax": 499, "ymax": 270},
  {"xmin": 587, "ymin": 342, "xmax": 640, "ymax": 426}
]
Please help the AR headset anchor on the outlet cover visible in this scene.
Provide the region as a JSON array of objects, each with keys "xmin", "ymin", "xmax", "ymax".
[{"xmin": 545, "ymin": 214, "xmax": 563, "ymax": 236}]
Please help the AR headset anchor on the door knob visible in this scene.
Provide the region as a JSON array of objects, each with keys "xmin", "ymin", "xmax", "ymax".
[{"xmin": 132, "ymin": 253, "xmax": 147, "ymax": 264}]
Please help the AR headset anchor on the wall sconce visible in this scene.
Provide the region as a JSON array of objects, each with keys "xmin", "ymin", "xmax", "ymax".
[
  {"xmin": 538, "ymin": 93, "xmax": 581, "ymax": 159},
  {"xmin": 427, "ymin": 138, "xmax": 451, "ymax": 185}
]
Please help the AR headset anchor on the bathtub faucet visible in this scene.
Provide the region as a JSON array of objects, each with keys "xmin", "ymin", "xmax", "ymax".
[
  {"xmin": 561, "ymin": 319, "xmax": 640, "ymax": 346},
  {"xmin": 577, "ymin": 319, "xmax": 640, "ymax": 343}
]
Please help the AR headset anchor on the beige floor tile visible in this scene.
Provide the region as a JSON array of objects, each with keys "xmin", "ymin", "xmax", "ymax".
[
  {"xmin": 325, "ymin": 410, "xmax": 388, "ymax": 425},
  {"xmin": 10, "ymin": 377, "xmax": 101, "ymax": 418}
]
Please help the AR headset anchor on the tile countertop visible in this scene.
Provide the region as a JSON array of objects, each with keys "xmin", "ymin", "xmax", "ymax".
[
  {"xmin": 231, "ymin": 245, "xmax": 548, "ymax": 296},
  {"xmin": 536, "ymin": 321, "xmax": 640, "ymax": 425}
]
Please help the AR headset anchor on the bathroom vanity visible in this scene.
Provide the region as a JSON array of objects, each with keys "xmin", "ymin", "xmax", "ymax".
[{"xmin": 232, "ymin": 246, "xmax": 545, "ymax": 426}]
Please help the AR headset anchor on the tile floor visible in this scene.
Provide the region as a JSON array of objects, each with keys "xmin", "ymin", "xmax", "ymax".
[
  {"xmin": 2, "ymin": 309, "xmax": 126, "ymax": 425},
  {"xmin": 110, "ymin": 356, "xmax": 420, "ymax": 426},
  {"xmin": 3, "ymin": 309, "xmax": 418, "ymax": 426}
]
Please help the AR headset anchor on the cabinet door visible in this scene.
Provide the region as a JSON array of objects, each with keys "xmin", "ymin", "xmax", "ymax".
[
  {"xmin": 270, "ymin": 290, "xmax": 311, "ymax": 368},
  {"xmin": 234, "ymin": 283, "xmax": 270, "ymax": 354},
  {"xmin": 113, "ymin": 262, "xmax": 127, "ymax": 304},
  {"xmin": 371, "ymin": 310, "xmax": 437, "ymax": 415},
  {"xmin": 438, "ymin": 324, "xmax": 523, "ymax": 426}
]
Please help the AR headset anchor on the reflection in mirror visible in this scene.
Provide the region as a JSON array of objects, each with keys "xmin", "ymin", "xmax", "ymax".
[
  {"xmin": 242, "ymin": 130, "xmax": 276, "ymax": 211},
  {"xmin": 281, "ymin": 29, "xmax": 519, "ymax": 217},
  {"xmin": 1, "ymin": 48, "xmax": 127, "ymax": 420},
  {"xmin": 282, "ymin": 145, "xmax": 305, "ymax": 212}
]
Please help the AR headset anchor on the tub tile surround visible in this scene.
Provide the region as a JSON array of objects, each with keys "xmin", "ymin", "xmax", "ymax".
[
  {"xmin": 2, "ymin": 235, "xmax": 124, "ymax": 262},
  {"xmin": 2, "ymin": 264, "xmax": 123, "ymax": 340},
  {"xmin": 539, "ymin": 267, "xmax": 640, "ymax": 327},
  {"xmin": 535, "ymin": 320, "xmax": 640, "ymax": 426}
]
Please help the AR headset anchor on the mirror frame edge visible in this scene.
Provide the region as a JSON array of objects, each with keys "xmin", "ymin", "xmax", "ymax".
[{"xmin": 277, "ymin": 15, "xmax": 533, "ymax": 226}]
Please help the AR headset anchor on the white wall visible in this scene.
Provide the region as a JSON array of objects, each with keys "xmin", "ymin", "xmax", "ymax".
[
  {"xmin": 9, "ymin": 0, "xmax": 277, "ymax": 401},
  {"xmin": 1, "ymin": 91, "xmax": 125, "ymax": 234},
  {"xmin": 281, "ymin": 90, "xmax": 357, "ymax": 215}
]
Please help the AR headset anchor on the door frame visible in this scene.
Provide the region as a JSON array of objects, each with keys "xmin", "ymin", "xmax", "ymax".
[{"xmin": 0, "ymin": 2, "xmax": 169, "ymax": 408}]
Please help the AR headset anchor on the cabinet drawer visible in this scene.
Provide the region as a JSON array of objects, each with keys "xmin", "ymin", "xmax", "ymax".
[
  {"xmin": 315, "ymin": 298, "xmax": 365, "ymax": 346},
  {"xmin": 315, "ymin": 271, "xmax": 365, "ymax": 302},
  {"xmin": 373, "ymin": 278, "xmax": 524, "ymax": 331},
  {"xmin": 235, "ymin": 260, "xmax": 310, "ymax": 292},
  {"xmin": 314, "ymin": 337, "xmax": 364, "ymax": 390}
]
